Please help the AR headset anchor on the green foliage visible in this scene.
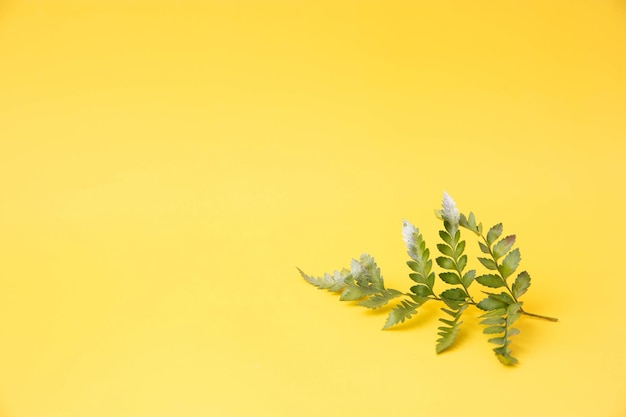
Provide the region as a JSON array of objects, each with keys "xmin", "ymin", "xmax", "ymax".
[
  {"xmin": 436, "ymin": 304, "xmax": 468, "ymax": 353},
  {"xmin": 357, "ymin": 289, "xmax": 403, "ymax": 309},
  {"xmin": 512, "ymin": 271, "xmax": 531, "ymax": 298},
  {"xmin": 499, "ymin": 248, "xmax": 521, "ymax": 279},
  {"xmin": 298, "ymin": 192, "xmax": 557, "ymax": 367},
  {"xmin": 298, "ymin": 268, "xmax": 348, "ymax": 292},
  {"xmin": 459, "ymin": 212, "xmax": 481, "ymax": 234},
  {"xmin": 493, "ymin": 235, "xmax": 516, "ymax": 260},
  {"xmin": 486, "ymin": 223, "xmax": 503, "ymax": 246},
  {"xmin": 479, "ymin": 302, "xmax": 523, "ymax": 365},
  {"xmin": 383, "ymin": 296, "xmax": 426, "ymax": 330},
  {"xmin": 478, "ymin": 257, "xmax": 498, "ymax": 270},
  {"xmin": 339, "ymin": 254, "xmax": 385, "ymax": 301},
  {"xmin": 461, "ymin": 270, "xmax": 476, "ymax": 288},
  {"xmin": 403, "ymin": 220, "xmax": 436, "ymax": 295},
  {"xmin": 433, "ymin": 206, "xmax": 474, "ymax": 351},
  {"xmin": 475, "ymin": 274, "xmax": 504, "ymax": 288}
]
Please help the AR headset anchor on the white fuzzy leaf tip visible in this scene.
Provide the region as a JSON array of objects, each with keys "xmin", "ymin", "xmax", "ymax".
[{"xmin": 442, "ymin": 191, "xmax": 460, "ymax": 226}]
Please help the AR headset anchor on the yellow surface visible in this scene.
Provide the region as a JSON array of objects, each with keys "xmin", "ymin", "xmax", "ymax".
[{"xmin": 1, "ymin": 1, "xmax": 625, "ymax": 416}]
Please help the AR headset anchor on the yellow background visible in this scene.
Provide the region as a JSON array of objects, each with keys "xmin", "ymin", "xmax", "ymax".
[{"xmin": 1, "ymin": 1, "xmax": 625, "ymax": 416}]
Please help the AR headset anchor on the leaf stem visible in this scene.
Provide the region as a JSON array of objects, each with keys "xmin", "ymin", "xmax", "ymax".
[
  {"xmin": 401, "ymin": 291, "xmax": 556, "ymax": 321},
  {"xmin": 520, "ymin": 310, "xmax": 559, "ymax": 322},
  {"xmin": 452, "ymin": 239, "xmax": 474, "ymax": 304}
]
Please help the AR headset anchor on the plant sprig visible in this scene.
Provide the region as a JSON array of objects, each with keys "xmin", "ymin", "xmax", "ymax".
[{"xmin": 299, "ymin": 192, "xmax": 557, "ymax": 366}]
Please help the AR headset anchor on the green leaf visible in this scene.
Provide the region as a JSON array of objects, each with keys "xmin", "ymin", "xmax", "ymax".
[
  {"xmin": 339, "ymin": 284, "xmax": 366, "ymax": 301},
  {"xmin": 338, "ymin": 255, "xmax": 390, "ymax": 302},
  {"xmin": 483, "ymin": 325, "xmax": 505, "ymax": 334},
  {"xmin": 435, "ymin": 304, "xmax": 468, "ymax": 353},
  {"xmin": 454, "ymin": 240, "xmax": 466, "ymax": 258},
  {"xmin": 478, "ymin": 257, "xmax": 498, "ymax": 270},
  {"xmin": 492, "ymin": 235, "xmax": 516, "ymax": 260},
  {"xmin": 486, "ymin": 223, "xmax": 503, "ymax": 246},
  {"xmin": 496, "ymin": 354, "xmax": 518, "ymax": 366},
  {"xmin": 480, "ymin": 308, "xmax": 507, "ymax": 320},
  {"xmin": 439, "ymin": 272, "xmax": 461, "ymax": 285},
  {"xmin": 440, "ymin": 288, "xmax": 467, "ymax": 309},
  {"xmin": 480, "ymin": 316, "xmax": 505, "ymax": 325},
  {"xmin": 383, "ymin": 299, "xmax": 423, "ymax": 329},
  {"xmin": 410, "ymin": 284, "xmax": 433, "ymax": 297},
  {"xmin": 436, "ymin": 243, "xmax": 454, "ymax": 257},
  {"xmin": 468, "ymin": 212, "xmax": 477, "ymax": 229},
  {"xmin": 424, "ymin": 258, "xmax": 433, "ymax": 276},
  {"xmin": 409, "ymin": 273, "xmax": 426, "ymax": 284},
  {"xmin": 488, "ymin": 336, "xmax": 506, "ymax": 345},
  {"xmin": 462, "ymin": 270, "xmax": 476, "ymax": 288},
  {"xmin": 506, "ymin": 302, "xmax": 523, "ymax": 323},
  {"xmin": 439, "ymin": 230, "xmax": 452, "ymax": 245},
  {"xmin": 457, "ymin": 254, "xmax": 467, "ymax": 272},
  {"xmin": 512, "ymin": 271, "xmax": 531, "ymax": 298},
  {"xmin": 440, "ymin": 307, "xmax": 457, "ymax": 317},
  {"xmin": 427, "ymin": 272, "xmax": 435, "ymax": 289},
  {"xmin": 508, "ymin": 328, "xmax": 521, "ymax": 337},
  {"xmin": 499, "ymin": 248, "xmax": 521, "ymax": 279},
  {"xmin": 436, "ymin": 257, "xmax": 456, "ymax": 270},
  {"xmin": 438, "ymin": 318, "xmax": 455, "ymax": 326},
  {"xmin": 352, "ymin": 254, "xmax": 385, "ymax": 291},
  {"xmin": 477, "ymin": 295, "xmax": 509, "ymax": 311},
  {"xmin": 407, "ymin": 261, "xmax": 421, "ymax": 272},
  {"xmin": 483, "ymin": 302, "xmax": 522, "ymax": 366},
  {"xmin": 357, "ymin": 289, "xmax": 403, "ymax": 309},
  {"xmin": 405, "ymin": 229, "xmax": 436, "ymax": 294},
  {"xmin": 478, "ymin": 242, "xmax": 490, "ymax": 254},
  {"xmin": 458, "ymin": 213, "xmax": 480, "ymax": 234},
  {"xmin": 444, "ymin": 220, "xmax": 456, "ymax": 235},
  {"xmin": 490, "ymin": 292, "xmax": 516, "ymax": 305},
  {"xmin": 476, "ymin": 274, "xmax": 504, "ymax": 288},
  {"xmin": 441, "ymin": 288, "xmax": 467, "ymax": 302},
  {"xmin": 459, "ymin": 213, "xmax": 468, "ymax": 228},
  {"xmin": 298, "ymin": 268, "xmax": 348, "ymax": 292},
  {"xmin": 453, "ymin": 230, "xmax": 461, "ymax": 245}
]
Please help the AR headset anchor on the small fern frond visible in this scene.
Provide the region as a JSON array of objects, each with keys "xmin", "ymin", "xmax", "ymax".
[
  {"xmin": 436, "ymin": 303, "xmax": 468, "ymax": 353},
  {"xmin": 480, "ymin": 302, "xmax": 523, "ymax": 365}
]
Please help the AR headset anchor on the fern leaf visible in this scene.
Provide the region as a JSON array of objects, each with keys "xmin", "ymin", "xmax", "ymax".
[
  {"xmin": 476, "ymin": 292, "xmax": 512, "ymax": 311},
  {"xmin": 436, "ymin": 303, "xmax": 468, "ymax": 353},
  {"xmin": 402, "ymin": 220, "xmax": 436, "ymax": 292},
  {"xmin": 480, "ymin": 302, "xmax": 523, "ymax": 366},
  {"xmin": 357, "ymin": 289, "xmax": 403, "ymax": 309},
  {"xmin": 461, "ymin": 270, "xmax": 476, "ymax": 288},
  {"xmin": 410, "ymin": 284, "xmax": 434, "ymax": 297},
  {"xmin": 499, "ymin": 248, "xmax": 521, "ymax": 279},
  {"xmin": 475, "ymin": 274, "xmax": 505, "ymax": 288},
  {"xmin": 492, "ymin": 235, "xmax": 516, "ymax": 260},
  {"xmin": 440, "ymin": 288, "xmax": 467, "ymax": 309},
  {"xmin": 339, "ymin": 253, "xmax": 392, "ymax": 302},
  {"xmin": 351, "ymin": 254, "xmax": 386, "ymax": 291},
  {"xmin": 383, "ymin": 297, "xmax": 425, "ymax": 330},
  {"xmin": 486, "ymin": 223, "xmax": 503, "ymax": 246},
  {"xmin": 298, "ymin": 268, "xmax": 348, "ymax": 292},
  {"xmin": 459, "ymin": 212, "xmax": 480, "ymax": 234},
  {"xmin": 512, "ymin": 271, "xmax": 531, "ymax": 299},
  {"xmin": 340, "ymin": 279, "xmax": 374, "ymax": 301}
]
